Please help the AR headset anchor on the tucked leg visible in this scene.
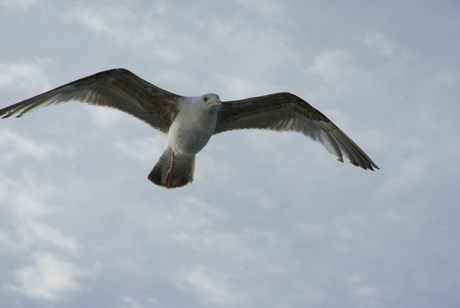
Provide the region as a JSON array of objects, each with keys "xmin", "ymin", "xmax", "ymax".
[
  {"xmin": 164, "ymin": 150, "xmax": 175, "ymax": 187},
  {"xmin": 148, "ymin": 148, "xmax": 196, "ymax": 189}
]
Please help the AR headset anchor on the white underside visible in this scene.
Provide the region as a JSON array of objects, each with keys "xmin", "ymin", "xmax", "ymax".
[{"xmin": 166, "ymin": 100, "xmax": 219, "ymax": 157}]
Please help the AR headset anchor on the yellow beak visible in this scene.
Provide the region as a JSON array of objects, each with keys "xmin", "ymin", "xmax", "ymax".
[{"xmin": 210, "ymin": 98, "xmax": 221, "ymax": 106}]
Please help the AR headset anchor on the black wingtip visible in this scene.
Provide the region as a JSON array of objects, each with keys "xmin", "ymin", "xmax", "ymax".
[
  {"xmin": 349, "ymin": 159, "xmax": 379, "ymax": 171},
  {"xmin": 361, "ymin": 163, "xmax": 379, "ymax": 171}
]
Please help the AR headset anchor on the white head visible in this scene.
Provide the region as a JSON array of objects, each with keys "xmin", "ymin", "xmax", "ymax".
[
  {"xmin": 186, "ymin": 93, "xmax": 221, "ymax": 114},
  {"xmin": 183, "ymin": 94, "xmax": 222, "ymax": 115},
  {"xmin": 200, "ymin": 93, "xmax": 221, "ymax": 107}
]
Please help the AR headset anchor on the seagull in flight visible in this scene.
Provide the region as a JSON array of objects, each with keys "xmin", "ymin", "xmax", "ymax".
[{"xmin": 0, "ymin": 69, "xmax": 379, "ymax": 188}]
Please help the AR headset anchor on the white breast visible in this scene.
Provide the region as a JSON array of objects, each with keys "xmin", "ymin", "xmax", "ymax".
[{"xmin": 166, "ymin": 99, "xmax": 219, "ymax": 157}]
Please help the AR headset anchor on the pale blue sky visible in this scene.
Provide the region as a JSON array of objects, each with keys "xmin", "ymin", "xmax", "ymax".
[{"xmin": 1, "ymin": 1, "xmax": 459, "ymax": 307}]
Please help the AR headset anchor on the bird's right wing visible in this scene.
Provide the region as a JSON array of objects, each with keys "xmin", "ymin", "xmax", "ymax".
[
  {"xmin": 215, "ymin": 92, "xmax": 379, "ymax": 170},
  {"xmin": 0, "ymin": 69, "xmax": 180, "ymax": 133}
]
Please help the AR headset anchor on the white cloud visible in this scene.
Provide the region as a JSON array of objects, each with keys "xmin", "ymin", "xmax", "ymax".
[
  {"xmin": 0, "ymin": 0, "xmax": 41, "ymax": 9},
  {"xmin": 0, "ymin": 128, "xmax": 72, "ymax": 162},
  {"xmin": 17, "ymin": 220, "xmax": 79, "ymax": 254},
  {"xmin": 373, "ymin": 158, "xmax": 427, "ymax": 199},
  {"xmin": 352, "ymin": 32, "xmax": 396, "ymax": 58},
  {"xmin": 0, "ymin": 176, "xmax": 78, "ymax": 255},
  {"xmin": 236, "ymin": 0, "xmax": 283, "ymax": 18},
  {"xmin": 62, "ymin": 6, "xmax": 127, "ymax": 35},
  {"xmin": 86, "ymin": 105, "xmax": 127, "ymax": 128},
  {"xmin": 0, "ymin": 231, "xmax": 12, "ymax": 251},
  {"xmin": 436, "ymin": 70, "xmax": 456, "ymax": 86},
  {"xmin": 160, "ymin": 196, "xmax": 225, "ymax": 232},
  {"xmin": 214, "ymin": 25, "xmax": 300, "ymax": 73},
  {"xmin": 114, "ymin": 136, "xmax": 164, "ymax": 162},
  {"xmin": 353, "ymin": 284, "xmax": 378, "ymax": 297},
  {"xmin": 61, "ymin": 6, "xmax": 180, "ymax": 63},
  {"xmin": 296, "ymin": 223, "xmax": 327, "ymax": 239},
  {"xmin": 173, "ymin": 265, "xmax": 243, "ymax": 307},
  {"xmin": 0, "ymin": 176, "xmax": 54, "ymax": 219},
  {"xmin": 213, "ymin": 75, "xmax": 258, "ymax": 98},
  {"xmin": 5, "ymin": 252, "xmax": 87, "ymax": 302},
  {"xmin": 0, "ymin": 61, "xmax": 50, "ymax": 94},
  {"xmin": 121, "ymin": 295, "xmax": 159, "ymax": 308},
  {"xmin": 121, "ymin": 296, "xmax": 145, "ymax": 308},
  {"xmin": 307, "ymin": 49, "xmax": 356, "ymax": 83}
]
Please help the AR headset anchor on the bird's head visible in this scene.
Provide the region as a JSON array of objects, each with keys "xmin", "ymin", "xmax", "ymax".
[
  {"xmin": 201, "ymin": 93, "xmax": 221, "ymax": 107},
  {"xmin": 184, "ymin": 93, "xmax": 221, "ymax": 116},
  {"xmin": 188, "ymin": 93, "xmax": 221, "ymax": 115}
]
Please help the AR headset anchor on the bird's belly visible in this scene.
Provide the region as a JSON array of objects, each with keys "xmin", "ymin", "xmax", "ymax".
[{"xmin": 167, "ymin": 121, "xmax": 214, "ymax": 156}]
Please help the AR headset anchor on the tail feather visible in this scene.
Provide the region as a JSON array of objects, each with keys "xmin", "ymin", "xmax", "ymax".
[{"xmin": 148, "ymin": 148, "xmax": 195, "ymax": 188}]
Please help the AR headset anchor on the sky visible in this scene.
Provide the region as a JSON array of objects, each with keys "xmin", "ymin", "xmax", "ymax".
[{"xmin": 0, "ymin": 0, "xmax": 459, "ymax": 307}]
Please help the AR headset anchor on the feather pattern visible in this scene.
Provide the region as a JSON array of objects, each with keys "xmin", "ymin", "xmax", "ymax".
[
  {"xmin": 0, "ymin": 69, "xmax": 180, "ymax": 133},
  {"xmin": 215, "ymin": 92, "xmax": 379, "ymax": 170},
  {"xmin": 0, "ymin": 69, "xmax": 379, "ymax": 188}
]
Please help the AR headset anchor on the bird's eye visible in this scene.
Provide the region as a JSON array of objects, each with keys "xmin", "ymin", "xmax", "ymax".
[{"xmin": 203, "ymin": 97, "xmax": 209, "ymax": 102}]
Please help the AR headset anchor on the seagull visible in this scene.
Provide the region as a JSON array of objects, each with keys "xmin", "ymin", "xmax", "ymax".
[{"xmin": 0, "ymin": 69, "xmax": 379, "ymax": 188}]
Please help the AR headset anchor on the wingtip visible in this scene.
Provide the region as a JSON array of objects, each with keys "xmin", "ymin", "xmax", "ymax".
[
  {"xmin": 0, "ymin": 110, "xmax": 22, "ymax": 119},
  {"xmin": 362, "ymin": 163, "xmax": 380, "ymax": 171},
  {"xmin": 347, "ymin": 158, "xmax": 379, "ymax": 171}
]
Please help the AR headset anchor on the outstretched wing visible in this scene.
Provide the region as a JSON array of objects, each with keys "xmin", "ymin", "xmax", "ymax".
[
  {"xmin": 0, "ymin": 68, "xmax": 181, "ymax": 133},
  {"xmin": 215, "ymin": 92, "xmax": 379, "ymax": 170}
]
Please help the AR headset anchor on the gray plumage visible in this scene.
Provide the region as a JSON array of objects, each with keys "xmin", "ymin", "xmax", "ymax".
[{"xmin": 0, "ymin": 68, "xmax": 378, "ymax": 188}]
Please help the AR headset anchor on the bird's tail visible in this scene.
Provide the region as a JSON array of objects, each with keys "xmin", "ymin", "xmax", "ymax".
[{"xmin": 148, "ymin": 148, "xmax": 195, "ymax": 188}]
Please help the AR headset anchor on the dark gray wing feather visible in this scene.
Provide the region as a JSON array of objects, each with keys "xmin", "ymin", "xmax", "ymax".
[
  {"xmin": 0, "ymin": 68, "xmax": 180, "ymax": 133},
  {"xmin": 215, "ymin": 92, "xmax": 379, "ymax": 170}
]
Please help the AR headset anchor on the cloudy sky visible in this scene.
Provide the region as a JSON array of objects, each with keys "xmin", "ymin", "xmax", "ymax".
[{"xmin": 1, "ymin": 0, "xmax": 459, "ymax": 307}]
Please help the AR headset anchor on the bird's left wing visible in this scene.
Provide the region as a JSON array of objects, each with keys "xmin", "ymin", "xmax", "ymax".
[
  {"xmin": 214, "ymin": 92, "xmax": 379, "ymax": 170},
  {"xmin": 0, "ymin": 69, "xmax": 180, "ymax": 133}
]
